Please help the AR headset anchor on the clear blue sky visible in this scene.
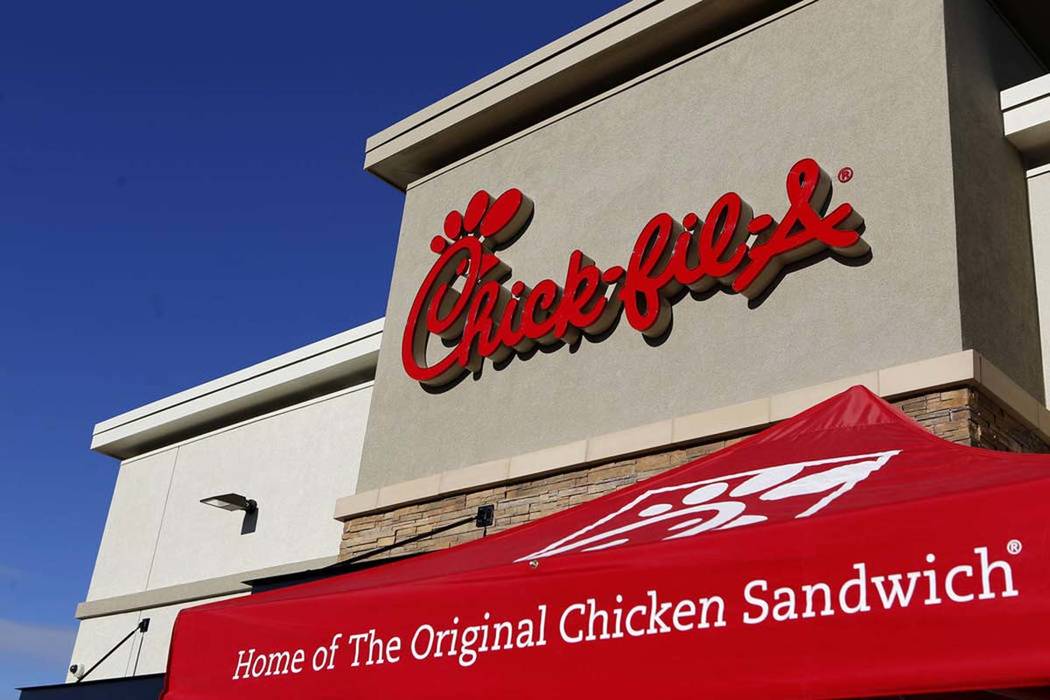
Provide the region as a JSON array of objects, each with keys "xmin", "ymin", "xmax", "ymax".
[{"xmin": 0, "ymin": 1, "xmax": 619, "ymax": 694}]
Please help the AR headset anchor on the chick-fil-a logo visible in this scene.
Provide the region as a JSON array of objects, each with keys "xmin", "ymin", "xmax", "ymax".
[{"xmin": 403, "ymin": 158, "xmax": 868, "ymax": 387}]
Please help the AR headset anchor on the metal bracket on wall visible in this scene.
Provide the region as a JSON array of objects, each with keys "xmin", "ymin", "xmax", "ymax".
[
  {"xmin": 340, "ymin": 504, "xmax": 496, "ymax": 567},
  {"xmin": 74, "ymin": 618, "xmax": 150, "ymax": 683}
]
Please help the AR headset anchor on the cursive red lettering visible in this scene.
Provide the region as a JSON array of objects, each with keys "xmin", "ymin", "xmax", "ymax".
[
  {"xmin": 621, "ymin": 213, "xmax": 683, "ymax": 337},
  {"xmin": 402, "ymin": 161, "xmax": 866, "ymax": 386},
  {"xmin": 732, "ymin": 158, "xmax": 867, "ymax": 298}
]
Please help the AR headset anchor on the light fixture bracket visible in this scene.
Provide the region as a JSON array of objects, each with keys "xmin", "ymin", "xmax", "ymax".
[{"xmin": 200, "ymin": 493, "xmax": 257, "ymax": 513}]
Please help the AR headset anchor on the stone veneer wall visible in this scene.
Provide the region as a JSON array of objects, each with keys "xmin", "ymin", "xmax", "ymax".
[{"xmin": 339, "ymin": 387, "xmax": 1048, "ymax": 561}]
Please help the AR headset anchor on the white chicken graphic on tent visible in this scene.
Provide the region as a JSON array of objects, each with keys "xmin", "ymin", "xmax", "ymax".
[{"xmin": 516, "ymin": 450, "xmax": 900, "ymax": 562}]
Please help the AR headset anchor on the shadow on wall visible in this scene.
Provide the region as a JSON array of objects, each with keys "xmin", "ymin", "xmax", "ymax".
[
  {"xmin": 241, "ymin": 508, "xmax": 258, "ymax": 535},
  {"xmin": 418, "ymin": 245, "xmax": 874, "ymax": 395}
]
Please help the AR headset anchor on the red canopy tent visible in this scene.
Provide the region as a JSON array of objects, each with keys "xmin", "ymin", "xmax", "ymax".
[{"xmin": 161, "ymin": 386, "xmax": 1050, "ymax": 699}]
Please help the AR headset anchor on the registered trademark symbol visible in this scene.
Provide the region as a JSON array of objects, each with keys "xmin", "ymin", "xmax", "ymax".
[
  {"xmin": 1007, "ymin": 539, "xmax": 1023, "ymax": 555},
  {"xmin": 837, "ymin": 166, "xmax": 854, "ymax": 183}
]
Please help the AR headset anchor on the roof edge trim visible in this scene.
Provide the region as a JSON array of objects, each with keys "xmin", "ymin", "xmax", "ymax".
[
  {"xmin": 363, "ymin": 0, "xmax": 799, "ymax": 190},
  {"xmin": 91, "ymin": 319, "xmax": 383, "ymax": 459}
]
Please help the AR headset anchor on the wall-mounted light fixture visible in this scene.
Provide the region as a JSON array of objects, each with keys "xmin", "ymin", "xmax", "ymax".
[{"xmin": 200, "ymin": 493, "xmax": 257, "ymax": 513}]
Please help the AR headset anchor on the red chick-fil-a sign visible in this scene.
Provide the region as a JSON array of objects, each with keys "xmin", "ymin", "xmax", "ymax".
[{"xmin": 403, "ymin": 158, "xmax": 867, "ymax": 387}]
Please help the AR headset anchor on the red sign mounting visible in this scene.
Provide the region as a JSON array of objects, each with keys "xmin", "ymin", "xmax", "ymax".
[{"xmin": 402, "ymin": 158, "xmax": 867, "ymax": 387}]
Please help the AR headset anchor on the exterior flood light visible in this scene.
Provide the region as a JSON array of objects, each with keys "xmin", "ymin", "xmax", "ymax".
[{"xmin": 200, "ymin": 493, "xmax": 257, "ymax": 513}]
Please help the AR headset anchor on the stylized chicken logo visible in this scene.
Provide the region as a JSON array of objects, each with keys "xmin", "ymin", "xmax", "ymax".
[
  {"xmin": 516, "ymin": 450, "xmax": 900, "ymax": 562},
  {"xmin": 404, "ymin": 159, "xmax": 868, "ymax": 388}
]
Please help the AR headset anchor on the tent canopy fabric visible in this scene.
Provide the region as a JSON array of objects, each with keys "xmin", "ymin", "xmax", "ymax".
[{"xmin": 161, "ymin": 387, "xmax": 1050, "ymax": 699}]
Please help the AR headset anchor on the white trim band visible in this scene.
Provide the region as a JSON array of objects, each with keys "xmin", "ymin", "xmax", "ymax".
[
  {"xmin": 92, "ymin": 319, "xmax": 382, "ymax": 459},
  {"xmin": 334, "ymin": 350, "xmax": 1049, "ymax": 521}
]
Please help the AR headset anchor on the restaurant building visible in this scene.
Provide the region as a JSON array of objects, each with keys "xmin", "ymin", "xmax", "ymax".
[
  {"xmin": 337, "ymin": 0, "xmax": 1050, "ymax": 563},
  {"xmin": 22, "ymin": 0, "xmax": 1050, "ymax": 696},
  {"xmin": 55, "ymin": 322, "xmax": 381, "ymax": 689}
]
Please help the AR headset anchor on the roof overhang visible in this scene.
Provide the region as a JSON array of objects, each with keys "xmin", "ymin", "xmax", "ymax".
[
  {"xmin": 1002, "ymin": 74, "xmax": 1050, "ymax": 168},
  {"xmin": 365, "ymin": 0, "xmax": 1050, "ymax": 191},
  {"xmin": 91, "ymin": 319, "xmax": 382, "ymax": 460},
  {"xmin": 363, "ymin": 0, "xmax": 798, "ymax": 190}
]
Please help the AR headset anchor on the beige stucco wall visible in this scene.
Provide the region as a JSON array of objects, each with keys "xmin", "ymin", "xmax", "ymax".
[
  {"xmin": 944, "ymin": 0, "xmax": 1045, "ymax": 404},
  {"xmin": 361, "ymin": 0, "xmax": 1038, "ymax": 490},
  {"xmin": 1029, "ymin": 165, "xmax": 1050, "ymax": 406},
  {"xmin": 71, "ymin": 383, "xmax": 372, "ymax": 679}
]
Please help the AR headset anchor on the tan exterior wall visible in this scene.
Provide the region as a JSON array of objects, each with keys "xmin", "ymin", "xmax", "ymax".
[
  {"xmin": 944, "ymin": 0, "xmax": 1045, "ymax": 402},
  {"xmin": 1029, "ymin": 165, "xmax": 1050, "ymax": 405},
  {"xmin": 359, "ymin": 0, "xmax": 1042, "ymax": 493},
  {"xmin": 340, "ymin": 386, "xmax": 1048, "ymax": 560}
]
